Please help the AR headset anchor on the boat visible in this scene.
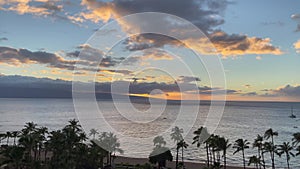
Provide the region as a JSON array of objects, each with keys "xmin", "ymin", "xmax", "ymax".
[{"xmin": 289, "ymin": 106, "xmax": 296, "ymax": 118}]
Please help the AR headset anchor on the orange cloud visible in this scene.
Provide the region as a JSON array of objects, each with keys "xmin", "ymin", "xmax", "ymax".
[
  {"xmin": 80, "ymin": 0, "xmax": 119, "ymax": 23},
  {"xmin": 1, "ymin": 0, "xmax": 63, "ymax": 16},
  {"xmin": 294, "ymin": 40, "xmax": 300, "ymax": 53},
  {"xmin": 183, "ymin": 31, "xmax": 283, "ymax": 57}
]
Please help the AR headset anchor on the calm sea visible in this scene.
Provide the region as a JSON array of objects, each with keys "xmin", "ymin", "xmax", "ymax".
[{"xmin": 0, "ymin": 98, "xmax": 299, "ymax": 168}]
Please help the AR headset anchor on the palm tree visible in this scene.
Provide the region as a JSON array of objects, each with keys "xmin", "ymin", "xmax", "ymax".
[
  {"xmin": 263, "ymin": 142, "xmax": 277, "ymax": 169},
  {"xmin": 1, "ymin": 146, "xmax": 25, "ymax": 169},
  {"xmin": 88, "ymin": 140, "xmax": 108, "ymax": 169},
  {"xmin": 149, "ymin": 146, "xmax": 173, "ymax": 169},
  {"xmin": 0, "ymin": 133, "xmax": 6, "ymax": 145},
  {"xmin": 248, "ymin": 155, "xmax": 260, "ymax": 169},
  {"xmin": 11, "ymin": 131, "xmax": 19, "ymax": 145},
  {"xmin": 296, "ymin": 146, "xmax": 300, "ymax": 156},
  {"xmin": 149, "ymin": 136, "xmax": 173, "ymax": 169},
  {"xmin": 219, "ymin": 137, "xmax": 231, "ymax": 169},
  {"xmin": 253, "ymin": 134, "xmax": 264, "ymax": 169},
  {"xmin": 89, "ymin": 128, "xmax": 99, "ymax": 140},
  {"xmin": 292, "ymin": 132, "xmax": 300, "ymax": 146},
  {"xmin": 153, "ymin": 136, "xmax": 167, "ymax": 147},
  {"xmin": 97, "ymin": 132, "xmax": 123, "ymax": 165},
  {"xmin": 233, "ymin": 138, "xmax": 250, "ymax": 169},
  {"xmin": 6, "ymin": 131, "xmax": 12, "ymax": 145},
  {"xmin": 264, "ymin": 128, "xmax": 278, "ymax": 169},
  {"xmin": 277, "ymin": 142, "xmax": 294, "ymax": 169},
  {"xmin": 170, "ymin": 126, "xmax": 183, "ymax": 169},
  {"xmin": 177, "ymin": 139, "xmax": 188, "ymax": 167},
  {"xmin": 209, "ymin": 135, "xmax": 220, "ymax": 164},
  {"xmin": 22, "ymin": 122, "xmax": 37, "ymax": 134},
  {"xmin": 36, "ymin": 127, "xmax": 48, "ymax": 161},
  {"xmin": 192, "ymin": 126, "xmax": 210, "ymax": 167},
  {"xmin": 66, "ymin": 119, "xmax": 82, "ymax": 132}
]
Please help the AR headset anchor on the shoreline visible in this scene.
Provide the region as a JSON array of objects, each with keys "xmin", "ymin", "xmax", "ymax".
[{"xmin": 114, "ymin": 156, "xmax": 252, "ymax": 169}]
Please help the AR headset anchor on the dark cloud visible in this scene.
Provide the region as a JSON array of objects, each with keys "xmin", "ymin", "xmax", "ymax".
[
  {"xmin": 198, "ymin": 87, "xmax": 238, "ymax": 95},
  {"xmin": 124, "ymin": 34, "xmax": 181, "ymax": 52},
  {"xmin": 291, "ymin": 14, "xmax": 300, "ymax": 32},
  {"xmin": 242, "ymin": 92, "xmax": 258, "ymax": 96},
  {"xmin": 244, "ymin": 84, "xmax": 251, "ymax": 88},
  {"xmin": 81, "ymin": 0, "xmax": 231, "ymax": 34},
  {"xmin": 0, "ymin": 46, "xmax": 127, "ymax": 74},
  {"xmin": 0, "ymin": 46, "xmax": 75, "ymax": 70},
  {"xmin": 38, "ymin": 2, "xmax": 63, "ymax": 12},
  {"xmin": 256, "ymin": 85, "xmax": 300, "ymax": 98},
  {"xmin": 123, "ymin": 30, "xmax": 282, "ymax": 57},
  {"xmin": 177, "ymin": 76, "xmax": 201, "ymax": 83},
  {"xmin": 271, "ymin": 85, "xmax": 300, "ymax": 97},
  {"xmin": 79, "ymin": 0, "xmax": 281, "ymax": 57},
  {"xmin": 0, "ymin": 37, "xmax": 8, "ymax": 42},
  {"xmin": 208, "ymin": 31, "xmax": 282, "ymax": 56}
]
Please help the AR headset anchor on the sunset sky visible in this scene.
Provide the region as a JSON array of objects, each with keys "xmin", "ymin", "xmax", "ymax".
[{"xmin": 0, "ymin": 0, "xmax": 300, "ymax": 101}]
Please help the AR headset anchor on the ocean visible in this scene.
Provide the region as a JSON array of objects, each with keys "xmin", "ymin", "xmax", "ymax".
[{"xmin": 0, "ymin": 98, "xmax": 299, "ymax": 168}]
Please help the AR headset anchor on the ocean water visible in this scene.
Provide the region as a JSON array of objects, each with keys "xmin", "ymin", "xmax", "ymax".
[{"xmin": 0, "ymin": 98, "xmax": 299, "ymax": 168}]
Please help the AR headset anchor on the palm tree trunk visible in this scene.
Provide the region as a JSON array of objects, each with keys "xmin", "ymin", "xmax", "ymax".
[
  {"xmin": 182, "ymin": 147, "xmax": 184, "ymax": 165},
  {"xmin": 38, "ymin": 144, "xmax": 41, "ymax": 161},
  {"xmin": 45, "ymin": 150, "xmax": 47, "ymax": 163},
  {"xmin": 258, "ymin": 147, "xmax": 261, "ymax": 169},
  {"xmin": 262, "ymin": 151, "xmax": 265, "ymax": 169},
  {"xmin": 213, "ymin": 149, "xmax": 216, "ymax": 163},
  {"xmin": 176, "ymin": 148, "xmax": 179, "ymax": 169},
  {"xmin": 271, "ymin": 136, "xmax": 275, "ymax": 169},
  {"xmin": 224, "ymin": 153, "xmax": 227, "ymax": 169},
  {"xmin": 106, "ymin": 153, "xmax": 109, "ymax": 165},
  {"xmin": 110, "ymin": 153, "xmax": 112, "ymax": 165},
  {"xmin": 286, "ymin": 153, "xmax": 290, "ymax": 169},
  {"xmin": 209, "ymin": 147, "xmax": 213, "ymax": 165},
  {"xmin": 206, "ymin": 143, "xmax": 209, "ymax": 167},
  {"xmin": 242, "ymin": 150, "xmax": 246, "ymax": 169},
  {"xmin": 271, "ymin": 152, "xmax": 275, "ymax": 169},
  {"xmin": 34, "ymin": 145, "xmax": 37, "ymax": 161},
  {"xmin": 6, "ymin": 136, "xmax": 9, "ymax": 145}
]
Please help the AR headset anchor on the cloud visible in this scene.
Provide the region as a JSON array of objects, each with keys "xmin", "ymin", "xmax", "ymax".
[
  {"xmin": 0, "ymin": 37, "xmax": 8, "ymax": 41},
  {"xmin": 244, "ymin": 84, "xmax": 251, "ymax": 89},
  {"xmin": 0, "ymin": 0, "xmax": 81, "ymax": 24},
  {"xmin": 270, "ymin": 85, "xmax": 300, "ymax": 97},
  {"xmin": 208, "ymin": 31, "xmax": 283, "ymax": 57},
  {"xmin": 294, "ymin": 40, "xmax": 300, "ymax": 53},
  {"xmin": 177, "ymin": 76, "xmax": 201, "ymax": 83},
  {"xmin": 291, "ymin": 13, "xmax": 300, "ymax": 32},
  {"xmin": 79, "ymin": 0, "xmax": 230, "ymax": 34},
  {"xmin": 0, "ymin": 46, "xmax": 75, "ymax": 69},
  {"xmin": 67, "ymin": 44, "xmax": 126, "ymax": 68},
  {"xmin": 1, "ymin": 0, "xmax": 61, "ymax": 16},
  {"xmin": 0, "ymin": 46, "xmax": 126, "ymax": 75},
  {"xmin": 255, "ymin": 85, "xmax": 300, "ymax": 98},
  {"xmin": 129, "ymin": 49, "xmax": 174, "ymax": 63},
  {"xmin": 77, "ymin": 0, "xmax": 281, "ymax": 57},
  {"xmin": 124, "ymin": 31, "xmax": 282, "ymax": 57},
  {"xmin": 256, "ymin": 56, "xmax": 262, "ymax": 60},
  {"xmin": 242, "ymin": 92, "xmax": 258, "ymax": 96}
]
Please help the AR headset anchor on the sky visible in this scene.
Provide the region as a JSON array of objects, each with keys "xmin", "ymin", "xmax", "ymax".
[{"xmin": 0, "ymin": 0, "xmax": 300, "ymax": 101}]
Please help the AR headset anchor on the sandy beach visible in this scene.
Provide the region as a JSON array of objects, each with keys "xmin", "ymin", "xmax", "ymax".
[{"xmin": 114, "ymin": 156, "xmax": 251, "ymax": 169}]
